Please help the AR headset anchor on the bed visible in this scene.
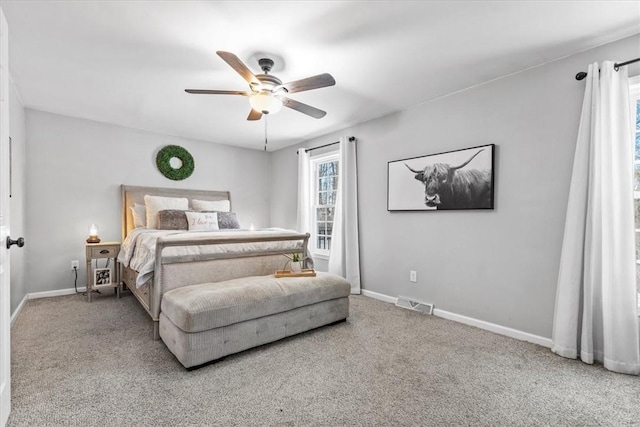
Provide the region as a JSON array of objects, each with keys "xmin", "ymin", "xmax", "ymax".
[{"xmin": 119, "ymin": 185, "xmax": 310, "ymax": 339}]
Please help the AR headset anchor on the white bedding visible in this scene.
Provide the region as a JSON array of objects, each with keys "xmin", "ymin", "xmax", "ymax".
[{"xmin": 118, "ymin": 228, "xmax": 307, "ymax": 288}]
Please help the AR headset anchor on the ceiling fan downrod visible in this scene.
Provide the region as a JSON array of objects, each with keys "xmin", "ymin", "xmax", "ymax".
[{"xmin": 258, "ymin": 58, "xmax": 274, "ymax": 74}]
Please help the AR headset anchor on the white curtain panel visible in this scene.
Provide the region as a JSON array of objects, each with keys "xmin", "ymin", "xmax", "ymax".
[
  {"xmin": 328, "ymin": 137, "xmax": 362, "ymax": 294},
  {"xmin": 296, "ymin": 148, "xmax": 311, "ymax": 234},
  {"xmin": 552, "ymin": 62, "xmax": 639, "ymax": 375}
]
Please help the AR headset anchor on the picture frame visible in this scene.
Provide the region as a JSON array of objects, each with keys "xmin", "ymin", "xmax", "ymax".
[
  {"xmin": 387, "ymin": 144, "xmax": 495, "ymax": 211},
  {"xmin": 94, "ymin": 268, "xmax": 112, "ymax": 288}
]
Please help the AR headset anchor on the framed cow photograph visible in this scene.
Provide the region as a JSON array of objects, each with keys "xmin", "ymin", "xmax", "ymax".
[{"xmin": 387, "ymin": 144, "xmax": 495, "ymax": 211}]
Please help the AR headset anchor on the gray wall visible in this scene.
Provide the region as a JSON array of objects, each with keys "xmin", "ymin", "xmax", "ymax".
[
  {"xmin": 9, "ymin": 80, "xmax": 26, "ymax": 313},
  {"xmin": 25, "ymin": 110, "xmax": 271, "ymax": 294},
  {"xmin": 270, "ymin": 34, "xmax": 640, "ymax": 339}
]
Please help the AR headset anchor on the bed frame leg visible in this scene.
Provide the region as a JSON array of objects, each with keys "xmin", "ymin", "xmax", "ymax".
[{"xmin": 153, "ymin": 321, "xmax": 160, "ymax": 341}]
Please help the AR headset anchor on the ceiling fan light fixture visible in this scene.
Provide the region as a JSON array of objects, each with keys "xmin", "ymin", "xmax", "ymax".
[{"xmin": 249, "ymin": 92, "xmax": 282, "ymax": 115}]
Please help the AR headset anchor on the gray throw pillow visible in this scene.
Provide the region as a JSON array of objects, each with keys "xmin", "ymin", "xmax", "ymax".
[
  {"xmin": 157, "ymin": 210, "xmax": 188, "ymax": 230},
  {"xmin": 216, "ymin": 211, "xmax": 241, "ymax": 229},
  {"xmin": 199, "ymin": 211, "xmax": 241, "ymax": 229}
]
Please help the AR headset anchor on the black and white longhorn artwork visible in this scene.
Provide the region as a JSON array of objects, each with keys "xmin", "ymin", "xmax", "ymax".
[{"xmin": 387, "ymin": 144, "xmax": 495, "ymax": 211}]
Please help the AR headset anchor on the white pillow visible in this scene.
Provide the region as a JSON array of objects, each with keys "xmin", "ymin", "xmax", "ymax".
[
  {"xmin": 185, "ymin": 211, "xmax": 219, "ymax": 231},
  {"xmin": 144, "ymin": 195, "xmax": 189, "ymax": 229},
  {"xmin": 192, "ymin": 199, "xmax": 231, "ymax": 212},
  {"xmin": 130, "ymin": 203, "xmax": 147, "ymax": 228}
]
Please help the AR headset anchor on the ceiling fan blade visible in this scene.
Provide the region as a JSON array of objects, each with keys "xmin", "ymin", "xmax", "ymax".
[
  {"xmin": 247, "ymin": 109, "xmax": 262, "ymax": 121},
  {"xmin": 216, "ymin": 51, "xmax": 261, "ymax": 87},
  {"xmin": 281, "ymin": 73, "xmax": 335, "ymax": 94},
  {"xmin": 185, "ymin": 89, "xmax": 250, "ymax": 95},
  {"xmin": 281, "ymin": 97, "xmax": 327, "ymax": 119}
]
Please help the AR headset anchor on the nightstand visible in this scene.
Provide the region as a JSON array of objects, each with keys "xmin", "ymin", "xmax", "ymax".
[{"xmin": 85, "ymin": 241, "xmax": 121, "ymax": 302}]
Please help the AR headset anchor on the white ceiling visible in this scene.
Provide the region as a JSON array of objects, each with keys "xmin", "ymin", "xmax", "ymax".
[{"xmin": 3, "ymin": 1, "xmax": 639, "ymax": 151}]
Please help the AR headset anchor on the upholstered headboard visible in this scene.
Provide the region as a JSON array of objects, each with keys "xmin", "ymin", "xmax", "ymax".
[{"xmin": 121, "ymin": 185, "xmax": 231, "ymax": 240}]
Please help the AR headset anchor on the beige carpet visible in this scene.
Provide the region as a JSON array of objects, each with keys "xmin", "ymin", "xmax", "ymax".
[{"xmin": 7, "ymin": 292, "xmax": 640, "ymax": 426}]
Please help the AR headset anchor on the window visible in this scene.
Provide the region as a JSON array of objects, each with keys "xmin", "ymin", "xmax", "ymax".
[
  {"xmin": 311, "ymin": 153, "xmax": 339, "ymax": 257},
  {"xmin": 630, "ymin": 75, "xmax": 640, "ymax": 310}
]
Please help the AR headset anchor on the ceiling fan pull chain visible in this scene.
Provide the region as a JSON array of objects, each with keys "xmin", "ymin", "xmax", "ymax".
[{"xmin": 264, "ymin": 116, "xmax": 268, "ymax": 151}]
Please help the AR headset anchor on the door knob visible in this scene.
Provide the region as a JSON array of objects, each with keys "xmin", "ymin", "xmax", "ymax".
[{"xmin": 6, "ymin": 237, "xmax": 25, "ymax": 249}]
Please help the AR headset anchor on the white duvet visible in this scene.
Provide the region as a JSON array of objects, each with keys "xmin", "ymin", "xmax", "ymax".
[{"xmin": 118, "ymin": 228, "xmax": 306, "ymax": 288}]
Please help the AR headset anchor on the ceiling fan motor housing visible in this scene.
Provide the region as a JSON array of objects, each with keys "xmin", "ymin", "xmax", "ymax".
[
  {"xmin": 258, "ymin": 58, "xmax": 274, "ymax": 73},
  {"xmin": 255, "ymin": 74, "xmax": 284, "ymax": 93}
]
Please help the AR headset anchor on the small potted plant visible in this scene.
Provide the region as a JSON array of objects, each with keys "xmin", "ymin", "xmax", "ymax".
[{"xmin": 284, "ymin": 253, "xmax": 303, "ymax": 272}]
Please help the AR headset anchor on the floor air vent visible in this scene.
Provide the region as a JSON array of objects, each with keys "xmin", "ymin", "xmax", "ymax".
[{"xmin": 396, "ymin": 296, "xmax": 433, "ymax": 315}]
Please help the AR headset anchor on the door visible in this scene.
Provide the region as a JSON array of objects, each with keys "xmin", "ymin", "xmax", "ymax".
[{"xmin": 0, "ymin": 8, "xmax": 10, "ymax": 427}]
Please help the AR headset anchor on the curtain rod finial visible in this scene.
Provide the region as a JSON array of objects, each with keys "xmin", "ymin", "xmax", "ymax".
[{"xmin": 575, "ymin": 71, "xmax": 587, "ymax": 81}]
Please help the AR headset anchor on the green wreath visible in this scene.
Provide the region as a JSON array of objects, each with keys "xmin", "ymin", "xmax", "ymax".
[{"xmin": 156, "ymin": 145, "xmax": 195, "ymax": 181}]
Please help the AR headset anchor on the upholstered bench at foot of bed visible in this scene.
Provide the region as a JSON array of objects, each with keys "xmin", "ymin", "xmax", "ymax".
[{"xmin": 158, "ymin": 272, "xmax": 351, "ymax": 368}]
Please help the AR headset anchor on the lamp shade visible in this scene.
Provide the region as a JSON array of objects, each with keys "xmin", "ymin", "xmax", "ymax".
[
  {"xmin": 249, "ymin": 92, "xmax": 282, "ymax": 114},
  {"xmin": 87, "ymin": 224, "xmax": 100, "ymax": 243}
]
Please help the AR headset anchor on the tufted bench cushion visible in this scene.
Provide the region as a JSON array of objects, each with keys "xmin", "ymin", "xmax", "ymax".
[
  {"xmin": 159, "ymin": 272, "xmax": 350, "ymax": 368},
  {"xmin": 161, "ymin": 272, "xmax": 350, "ymax": 333}
]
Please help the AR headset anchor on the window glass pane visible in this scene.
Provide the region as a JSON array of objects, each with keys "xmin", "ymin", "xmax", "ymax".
[
  {"xmin": 326, "ymin": 162, "xmax": 335, "ymax": 176},
  {"xmin": 318, "ymin": 163, "xmax": 329, "ymax": 177},
  {"xmin": 322, "ymin": 177, "xmax": 333, "ymax": 191},
  {"xmin": 327, "ymin": 207, "xmax": 334, "ymax": 222},
  {"xmin": 325, "ymin": 177, "xmax": 335, "ymax": 191},
  {"xmin": 327, "ymin": 191, "xmax": 335, "ymax": 205},
  {"xmin": 318, "ymin": 192, "xmax": 327, "ymax": 205},
  {"xmin": 317, "ymin": 237, "xmax": 325, "ymax": 250},
  {"xmin": 327, "ymin": 237, "xmax": 332, "ymax": 250},
  {"xmin": 321, "ymin": 177, "xmax": 333, "ymax": 191},
  {"xmin": 326, "ymin": 222, "xmax": 333, "ymax": 236},
  {"xmin": 317, "ymin": 208, "xmax": 326, "ymax": 221},
  {"xmin": 636, "ymin": 100, "xmax": 640, "ymax": 131}
]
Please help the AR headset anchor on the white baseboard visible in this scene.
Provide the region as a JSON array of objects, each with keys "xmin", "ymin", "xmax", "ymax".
[
  {"xmin": 10, "ymin": 294, "xmax": 28, "ymax": 327},
  {"xmin": 27, "ymin": 287, "xmax": 86, "ymax": 300},
  {"xmin": 361, "ymin": 289, "xmax": 398, "ymax": 304},
  {"xmin": 360, "ymin": 289, "xmax": 552, "ymax": 348},
  {"xmin": 10, "ymin": 287, "xmax": 87, "ymax": 327},
  {"xmin": 433, "ymin": 308, "xmax": 552, "ymax": 348}
]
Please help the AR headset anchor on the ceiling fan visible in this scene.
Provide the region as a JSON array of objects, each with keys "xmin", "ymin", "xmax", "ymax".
[{"xmin": 185, "ymin": 51, "xmax": 336, "ymax": 121}]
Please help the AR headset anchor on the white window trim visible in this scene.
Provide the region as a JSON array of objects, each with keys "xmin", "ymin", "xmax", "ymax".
[{"xmin": 309, "ymin": 151, "xmax": 339, "ymax": 259}]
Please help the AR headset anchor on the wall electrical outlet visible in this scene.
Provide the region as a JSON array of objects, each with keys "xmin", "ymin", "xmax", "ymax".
[
  {"xmin": 409, "ymin": 270, "xmax": 417, "ymax": 283},
  {"xmin": 71, "ymin": 260, "xmax": 79, "ymax": 270}
]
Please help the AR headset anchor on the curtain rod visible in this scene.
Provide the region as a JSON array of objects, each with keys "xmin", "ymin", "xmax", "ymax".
[
  {"xmin": 575, "ymin": 57, "xmax": 640, "ymax": 81},
  {"xmin": 298, "ymin": 136, "xmax": 355, "ymax": 154}
]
